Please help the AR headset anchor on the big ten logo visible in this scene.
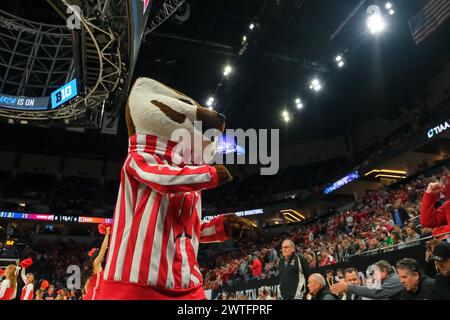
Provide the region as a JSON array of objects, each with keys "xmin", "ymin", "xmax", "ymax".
[
  {"xmin": 66, "ymin": 5, "xmax": 82, "ymax": 30},
  {"xmin": 55, "ymin": 85, "xmax": 73, "ymax": 103},
  {"xmin": 66, "ymin": 265, "xmax": 81, "ymax": 290},
  {"xmin": 365, "ymin": 264, "xmax": 382, "ymax": 289}
]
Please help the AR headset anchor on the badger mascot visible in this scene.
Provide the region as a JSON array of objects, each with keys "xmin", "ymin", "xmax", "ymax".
[{"xmin": 96, "ymin": 78, "xmax": 254, "ymax": 299}]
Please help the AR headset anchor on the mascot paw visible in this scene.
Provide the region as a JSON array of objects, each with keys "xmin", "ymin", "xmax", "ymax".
[
  {"xmin": 223, "ymin": 214, "xmax": 256, "ymax": 241},
  {"xmin": 214, "ymin": 165, "xmax": 233, "ymax": 186}
]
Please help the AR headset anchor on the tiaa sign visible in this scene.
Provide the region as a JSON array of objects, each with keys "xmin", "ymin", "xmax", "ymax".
[{"xmin": 427, "ymin": 120, "xmax": 450, "ymax": 139}]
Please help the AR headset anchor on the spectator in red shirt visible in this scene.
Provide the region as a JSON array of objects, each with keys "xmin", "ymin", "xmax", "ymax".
[
  {"xmin": 319, "ymin": 249, "xmax": 336, "ymax": 267},
  {"xmin": 420, "ymin": 181, "xmax": 450, "ymax": 239},
  {"xmin": 250, "ymin": 254, "xmax": 262, "ymax": 280}
]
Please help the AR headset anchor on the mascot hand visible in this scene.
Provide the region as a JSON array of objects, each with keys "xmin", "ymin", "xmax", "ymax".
[
  {"xmin": 223, "ymin": 214, "xmax": 255, "ymax": 241},
  {"xmin": 214, "ymin": 165, "xmax": 233, "ymax": 186}
]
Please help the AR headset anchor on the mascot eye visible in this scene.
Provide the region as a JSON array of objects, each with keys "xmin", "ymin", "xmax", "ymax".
[
  {"xmin": 211, "ymin": 136, "xmax": 216, "ymax": 142},
  {"xmin": 178, "ymin": 98, "xmax": 194, "ymax": 106}
]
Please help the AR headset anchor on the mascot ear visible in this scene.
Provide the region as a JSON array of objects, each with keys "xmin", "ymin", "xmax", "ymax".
[{"xmin": 125, "ymin": 99, "xmax": 136, "ymax": 137}]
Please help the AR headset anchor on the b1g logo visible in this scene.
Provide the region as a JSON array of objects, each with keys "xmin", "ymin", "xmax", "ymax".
[
  {"xmin": 51, "ymin": 79, "xmax": 78, "ymax": 109},
  {"xmin": 55, "ymin": 86, "xmax": 72, "ymax": 104}
]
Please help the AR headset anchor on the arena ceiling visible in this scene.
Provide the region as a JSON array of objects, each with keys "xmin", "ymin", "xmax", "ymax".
[
  {"xmin": 139, "ymin": 0, "xmax": 450, "ymax": 140},
  {"xmin": 0, "ymin": 0, "xmax": 449, "ymax": 157}
]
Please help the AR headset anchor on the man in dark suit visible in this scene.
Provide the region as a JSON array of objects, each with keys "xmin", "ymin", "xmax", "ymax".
[
  {"xmin": 388, "ymin": 200, "xmax": 410, "ymax": 228},
  {"xmin": 342, "ymin": 267, "xmax": 363, "ymax": 300}
]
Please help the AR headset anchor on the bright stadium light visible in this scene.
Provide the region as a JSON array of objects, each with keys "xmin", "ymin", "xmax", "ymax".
[
  {"xmin": 385, "ymin": 2, "xmax": 392, "ymax": 10},
  {"xmin": 242, "ymin": 35, "xmax": 247, "ymax": 42},
  {"xmin": 295, "ymin": 98, "xmax": 301, "ymax": 104},
  {"xmin": 367, "ymin": 13, "xmax": 386, "ymax": 34},
  {"xmin": 389, "ymin": 9, "xmax": 395, "ymax": 15},
  {"xmin": 208, "ymin": 106, "xmax": 213, "ymax": 110},
  {"xmin": 309, "ymin": 78, "xmax": 323, "ymax": 91},
  {"xmin": 338, "ymin": 60, "xmax": 345, "ymax": 68},
  {"xmin": 282, "ymin": 109, "xmax": 292, "ymax": 123},
  {"xmin": 249, "ymin": 23, "xmax": 255, "ymax": 30},
  {"xmin": 206, "ymin": 96, "xmax": 215, "ymax": 107},
  {"xmin": 223, "ymin": 65, "xmax": 232, "ymax": 76},
  {"xmin": 296, "ymin": 102, "xmax": 304, "ymax": 109},
  {"xmin": 335, "ymin": 55, "xmax": 342, "ymax": 62}
]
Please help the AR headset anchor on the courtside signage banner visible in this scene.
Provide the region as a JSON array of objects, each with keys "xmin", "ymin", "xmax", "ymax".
[
  {"xmin": 0, "ymin": 211, "xmax": 112, "ymax": 224},
  {"xmin": 0, "ymin": 93, "xmax": 49, "ymax": 110}
]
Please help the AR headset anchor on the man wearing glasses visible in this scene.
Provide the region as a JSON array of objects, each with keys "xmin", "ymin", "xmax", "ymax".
[{"xmin": 277, "ymin": 239, "xmax": 311, "ymax": 300}]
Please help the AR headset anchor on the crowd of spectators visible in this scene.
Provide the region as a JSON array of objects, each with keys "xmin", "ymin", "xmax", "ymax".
[
  {"xmin": 200, "ymin": 166, "xmax": 449, "ymax": 291},
  {"xmin": 0, "ymin": 96, "xmax": 447, "ymax": 217},
  {"xmin": 0, "ymin": 237, "xmax": 99, "ymax": 300},
  {"xmin": 202, "ymin": 97, "xmax": 450, "ymax": 213},
  {"xmin": 0, "ymin": 166, "xmax": 448, "ymax": 300}
]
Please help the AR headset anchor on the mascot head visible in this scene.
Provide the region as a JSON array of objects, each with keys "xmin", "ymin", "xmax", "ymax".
[{"xmin": 126, "ymin": 78, "xmax": 226, "ymax": 164}]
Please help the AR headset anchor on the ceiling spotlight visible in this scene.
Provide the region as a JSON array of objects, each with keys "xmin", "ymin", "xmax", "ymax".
[
  {"xmin": 208, "ymin": 107, "xmax": 213, "ymax": 110},
  {"xmin": 389, "ymin": 9, "xmax": 395, "ymax": 15},
  {"xmin": 296, "ymin": 102, "xmax": 304, "ymax": 109},
  {"xmin": 249, "ymin": 23, "xmax": 255, "ymax": 30},
  {"xmin": 385, "ymin": 2, "xmax": 392, "ymax": 10},
  {"xmin": 242, "ymin": 35, "xmax": 247, "ymax": 42},
  {"xmin": 282, "ymin": 110, "xmax": 289, "ymax": 118},
  {"xmin": 338, "ymin": 60, "xmax": 345, "ymax": 68},
  {"xmin": 367, "ymin": 13, "xmax": 386, "ymax": 34},
  {"xmin": 295, "ymin": 98, "xmax": 301, "ymax": 104},
  {"xmin": 335, "ymin": 55, "xmax": 342, "ymax": 62},
  {"xmin": 223, "ymin": 65, "xmax": 232, "ymax": 76},
  {"xmin": 309, "ymin": 79, "xmax": 323, "ymax": 91},
  {"xmin": 284, "ymin": 116, "xmax": 290, "ymax": 123},
  {"xmin": 206, "ymin": 96, "xmax": 215, "ymax": 107}
]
